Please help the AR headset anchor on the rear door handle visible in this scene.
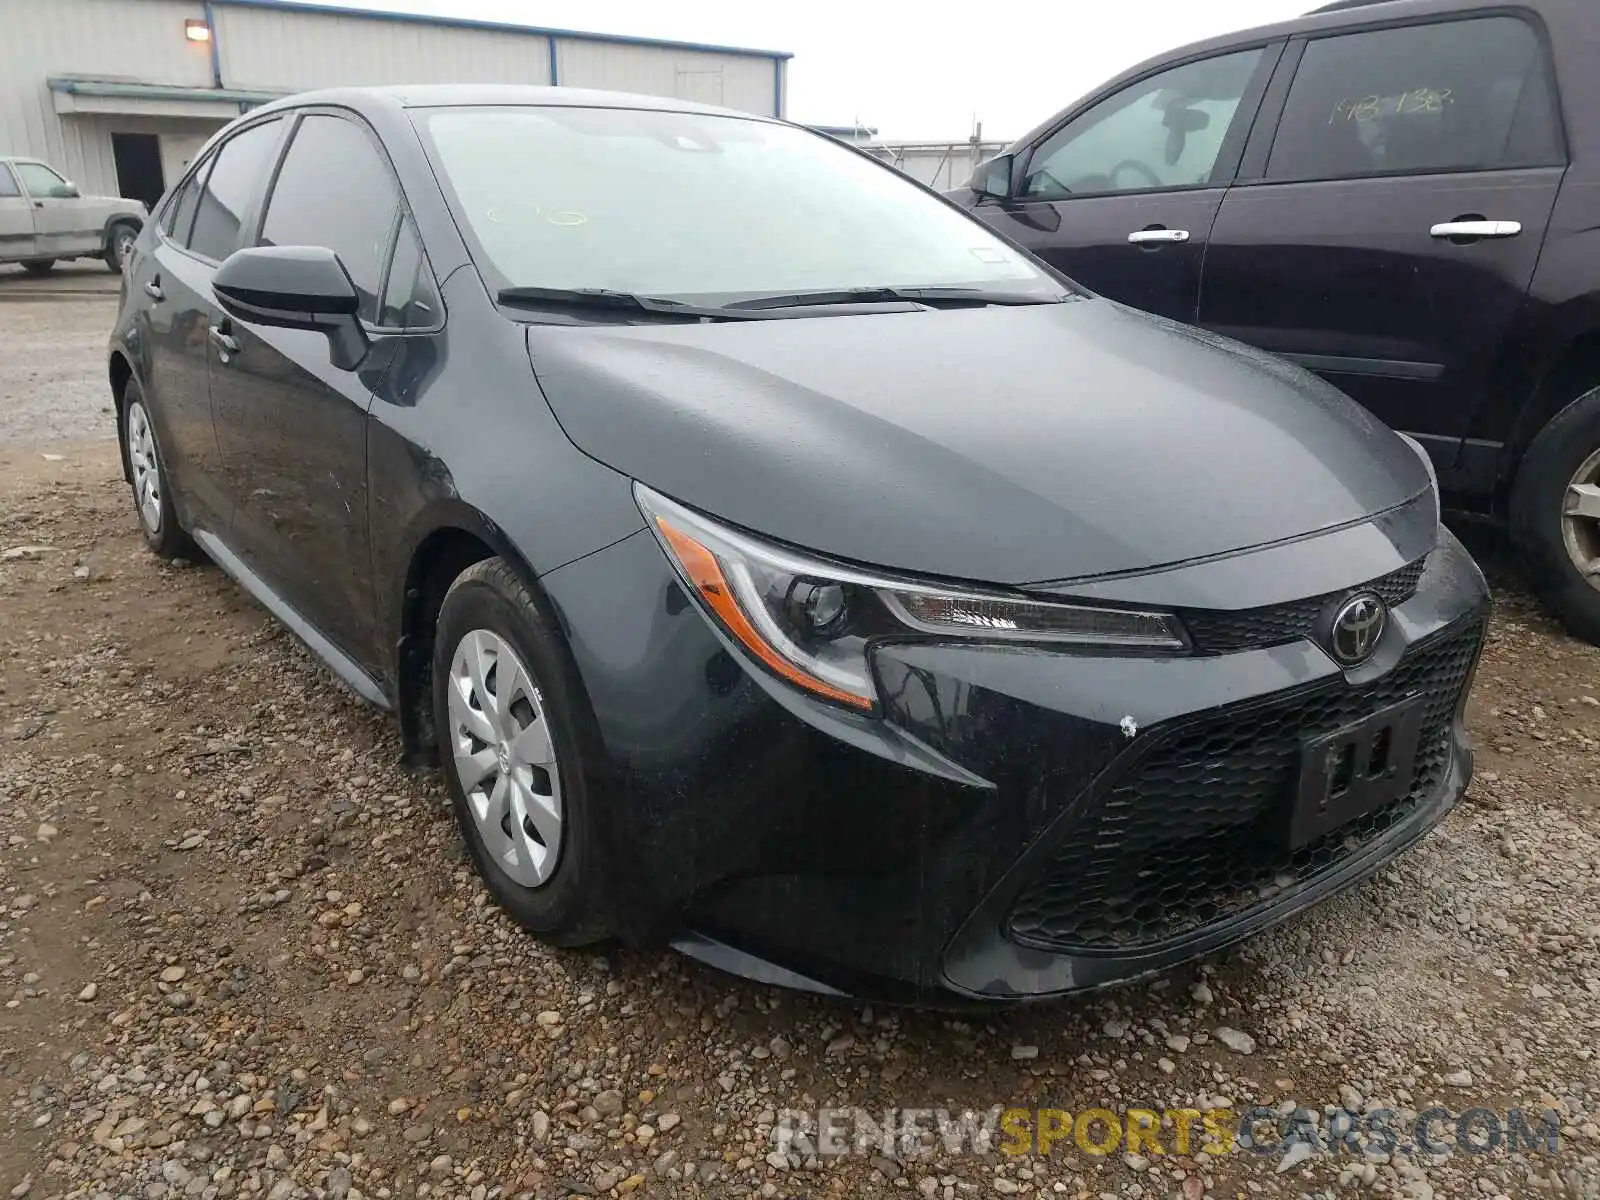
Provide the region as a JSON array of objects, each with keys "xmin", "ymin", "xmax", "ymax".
[
  {"xmin": 1128, "ymin": 227, "xmax": 1190, "ymax": 245},
  {"xmin": 1430, "ymin": 220, "xmax": 1522, "ymax": 240},
  {"xmin": 143, "ymin": 279, "xmax": 164, "ymax": 301},
  {"xmin": 209, "ymin": 324, "xmax": 239, "ymax": 357}
]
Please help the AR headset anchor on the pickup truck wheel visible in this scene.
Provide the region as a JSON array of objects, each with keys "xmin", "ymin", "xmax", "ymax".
[
  {"xmin": 21, "ymin": 259, "xmax": 55, "ymax": 277},
  {"xmin": 104, "ymin": 222, "xmax": 138, "ymax": 274},
  {"xmin": 1510, "ymin": 385, "xmax": 1600, "ymax": 645}
]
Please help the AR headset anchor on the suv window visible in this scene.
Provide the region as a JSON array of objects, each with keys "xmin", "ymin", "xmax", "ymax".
[
  {"xmin": 1265, "ymin": 17, "xmax": 1561, "ymax": 182},
  {"xmin": 1022, "ymin": 48, "xmax": 1265, "ymax": 198},
  {"xmin": 260, "ymin": 114, "xmax": 401, "ymax": 323},
  {"xmin": 0, "ymin": 165, "xmax": 19, "ymax": 198},
  {"xmin": 189, "ymin": 118, "xmax": 285, "ymax": 261},
  {"xmin": 378, "ymin": 218, "xmax": 439, "ymax": 330},
  {"xmin": 14, "ymin": 161, "xmax": 67, "ymax": 197}
]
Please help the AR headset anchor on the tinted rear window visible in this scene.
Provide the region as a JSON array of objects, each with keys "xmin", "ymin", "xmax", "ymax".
[
  {"xmin": 188, "ymin": 118, "xmax": 285, "ymax": 261},
  {"xmin": 1266, "ymin": 17, "xmax": 1562, "ymax": 182}
]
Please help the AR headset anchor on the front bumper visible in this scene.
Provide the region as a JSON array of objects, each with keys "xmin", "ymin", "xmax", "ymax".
[{"xmin": 541, "ymin": 521, "xmax": 1488, "ymax": 1005}]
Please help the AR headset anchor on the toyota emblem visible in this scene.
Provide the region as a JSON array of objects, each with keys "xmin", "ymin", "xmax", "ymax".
[{"xmin": 1326, "ymin": 592, "xmax": 1387, "ymax": 666}]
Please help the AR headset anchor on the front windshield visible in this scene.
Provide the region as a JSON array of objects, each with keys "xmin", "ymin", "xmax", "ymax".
[{"xmin": 413, "ymin": 104, "xmax": 1067, "ymax": 303}]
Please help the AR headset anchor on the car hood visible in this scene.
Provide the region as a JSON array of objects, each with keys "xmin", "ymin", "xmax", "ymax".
[{"xmin": 525, "ymin": 299, "xmax": 1429, "ymax": 586}]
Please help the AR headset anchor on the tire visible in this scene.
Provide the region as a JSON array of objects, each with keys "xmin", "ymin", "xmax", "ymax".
[
  {"xmin": 120, "ymin": 377, "xmax": 196, "ymax": 559},
  {"xmin": 431, "ymin": 557, "xmax": 614, "ymax": 946},
  {"xmin": 104, "ymin": 221, "xmax": 138, "ymax": 274},
  {"xmin": 1510, "ymin": 384, "xmax": 1600, "ymax": 645},
  {"xmin": 21, "ymin": 259, "xmax": 55, "ymax": 277}
]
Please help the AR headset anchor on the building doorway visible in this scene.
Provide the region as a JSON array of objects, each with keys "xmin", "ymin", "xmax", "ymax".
[{"xmin": 111, "ymin": 133, "xmax": 164, "ymax": 208}]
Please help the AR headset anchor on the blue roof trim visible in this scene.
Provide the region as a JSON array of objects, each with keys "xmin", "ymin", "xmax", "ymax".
[
  {"xmin": 48, "ymin": 76, "xmax": 285, "ymax": 104},
  {"xmin": 212, "ymin": 0, "xmax": 794, "ymax": 61}
]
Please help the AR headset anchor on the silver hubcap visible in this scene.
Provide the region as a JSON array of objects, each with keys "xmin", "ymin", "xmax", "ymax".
[
  {"xmin": 126, "ymin": 400, "xmax": 162, "ymax": 534},
  {"xmin": 1562, "ymin": 446, "xmax": 1600, "ymax": 590},
  {"xmin": 115, "ymin": 230, "xmax": 135, "ymax": 267},
  {"xmin": 447, "ymin": 629, "xmax": 562, "ymax": 887}
]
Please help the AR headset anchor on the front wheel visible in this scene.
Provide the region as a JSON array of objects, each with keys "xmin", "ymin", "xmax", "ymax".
[
  {"xmin": 105, "ymin": 222, "xmax": 138, "ymax": 274},
  {"xmin": 1510, "ymin": 385, "xmax": 1600, "ymax": 644},
  {"xmin": 431, "ymin": 557, "xmax": 614, "ymax": 947}
]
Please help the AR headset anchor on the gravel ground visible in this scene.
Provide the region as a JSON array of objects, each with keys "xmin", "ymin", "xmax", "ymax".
[
  {"xmin": 2, "ymin": 297, "xmax": 1600, "ymax": 1200},
  {"xmin": 0, "ymin": 286, "xmax": 118, "ymax": 445}
]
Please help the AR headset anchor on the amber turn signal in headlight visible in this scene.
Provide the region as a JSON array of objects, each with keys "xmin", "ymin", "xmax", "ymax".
[{"xmin": 635, "ymin": 485, "xmax": 1188, "ymax": 712}]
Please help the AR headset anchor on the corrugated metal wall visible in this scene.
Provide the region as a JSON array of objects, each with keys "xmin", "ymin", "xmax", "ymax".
[
  {"xmin": 0, "ymin": 0, "xmax": 213, "ymax": 196},
  {"xmin": 2, "ymin": 0, "xmax": 785, "ymax": 198},
  {"xmin": 214, "ymin": 5, "xmax": 554, "ymax": 92},
  {"xmin": 555, "ymin": 39, "xmax": 776, "ymax": 114}
]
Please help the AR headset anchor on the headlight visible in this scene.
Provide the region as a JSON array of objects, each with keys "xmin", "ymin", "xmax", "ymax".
[{"xmin": 635, "ymin": 484, "xmax": 1188, "ymax": 712}]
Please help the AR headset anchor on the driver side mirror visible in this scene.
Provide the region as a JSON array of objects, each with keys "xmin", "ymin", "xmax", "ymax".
[
  {"xmin": 49, "ymin": 182, "xmax": 80, "ymax": 199},
  {"xmin": 1161, "ymin": 105, "xmax": 1211, "ymax": 167},
  {"xmin": 213, "ymin": 245, "xmax": 369, "ymax": 371},
  {"xmin": 972, "ymin": 153, "xmax": 1014, "ymax": 200}
]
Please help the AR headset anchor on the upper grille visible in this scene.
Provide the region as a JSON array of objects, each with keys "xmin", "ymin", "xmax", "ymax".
[
  {"xmin": 1006, "ymin": 618, "xmax": 1482, "ymax": 954},
  {"xmin": 1180, "ymin": 559, "xmax": 1426, "ymax": 655}
]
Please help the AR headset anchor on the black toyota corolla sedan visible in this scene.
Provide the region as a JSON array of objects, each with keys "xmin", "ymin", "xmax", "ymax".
[{"xmin": 108, "ymin": 85, "xmax": 1488, "ymax": 1004}]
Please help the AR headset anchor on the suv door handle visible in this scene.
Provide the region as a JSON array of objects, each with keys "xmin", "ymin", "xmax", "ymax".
[
  {"xmin": 1128, "ymin": 227, "xmax": 1190, "ymax": 245},
  {"xmin": 1430, "ymin": 220, "xmax": 1522, "ymax": 240},
  {"xmin": 143, "ymin": 279, "xmax": 165, "ymax": 302},
  {"xmin": 208, "ymin": 324, "xmax": 239, "ymax": 358}
]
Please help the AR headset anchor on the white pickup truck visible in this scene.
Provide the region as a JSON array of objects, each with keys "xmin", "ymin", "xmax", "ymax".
[{"xmin": 0, "ymin": 156, "xmax": 146, "ymax": 276}]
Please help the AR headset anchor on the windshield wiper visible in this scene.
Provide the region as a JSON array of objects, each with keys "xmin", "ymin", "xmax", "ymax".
[
  {"xmin": 723, "ymin": 286, "xmax": 1066, "ymax": 311},
  {"xmin": 496, "ymin": 286, "xmax": 761, "ymax": 321}
]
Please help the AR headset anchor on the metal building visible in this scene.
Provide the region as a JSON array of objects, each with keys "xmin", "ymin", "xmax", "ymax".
[{"xmin": 0, "ymin": 0, "xmax": 790, "ymax": 208}]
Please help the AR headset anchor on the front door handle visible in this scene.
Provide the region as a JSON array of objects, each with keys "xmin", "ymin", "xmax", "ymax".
[
  {"xmin": 1430, "ymin": 219, "xmax": 1522, "ymax": 240},
  {"xmin": 143, "ymin": 279, "xmax": 164, "ymax": 302},
  {"xmin": 209, "ymin": 324, "xmax": 239, "ymax": 358},
  {"xmin": 1128, "ymin": 227, "xmax": 1191, "ymax": 246}
]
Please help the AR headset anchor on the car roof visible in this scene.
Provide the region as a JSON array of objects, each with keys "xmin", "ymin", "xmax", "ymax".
[
  {"xmin": 1169, "ymin": 0, "xmax": 1571, "ymax": 52},
  {"xmin": 247, "ymin": 84, "xmax": 771, "ymax": 124}
]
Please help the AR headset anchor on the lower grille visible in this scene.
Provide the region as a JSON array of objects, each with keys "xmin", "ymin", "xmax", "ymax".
[
  {"xmin": 1181, "ymin": 559, "xmax": 1426, "ymax": 654},
  {"xmin": 1006, "ymin": 618, "xmax": 1483, "ymax": 954}
]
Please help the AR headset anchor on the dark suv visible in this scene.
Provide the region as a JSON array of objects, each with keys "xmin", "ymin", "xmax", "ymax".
[{"xmin": 949, "ymin": 0, "xmax": 1600, "ymax": 642}]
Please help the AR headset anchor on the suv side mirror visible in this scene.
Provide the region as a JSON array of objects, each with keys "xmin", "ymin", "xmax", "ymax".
[
  {"xmin": 972, "ymin": 153, "xmax": 1014, "ymax": 201},
  {"xmin": 213, "ymin": 245, "xmax": 369, "ymax": 370},
  {"xmin": 49, "ymin": 182, "xmax": 79, "ymax": 199}
]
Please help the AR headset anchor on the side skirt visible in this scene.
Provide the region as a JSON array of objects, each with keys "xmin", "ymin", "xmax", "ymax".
[{"xmin": 190, "ymin": 528, "xmax": 391, "ymax": 711}]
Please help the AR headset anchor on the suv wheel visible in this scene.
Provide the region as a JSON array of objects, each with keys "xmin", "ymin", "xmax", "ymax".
[
  {"xmin": 21, "ymin": 259, "xmax": 55, "ymax": 277},
  {"xmin": 121, "ymin": 378, "xmax": 195, "ymax": 559},
  {"xmin": 105, "ymin": 222, "xmax": 138, "ymax": 274},
  {"xmin": 1510, "ymin": 385, "xmax": 1600, "ymax": 644},
  {"xmin": 431, "ymin": 557, "xmax": 614, "ymax": 947}
]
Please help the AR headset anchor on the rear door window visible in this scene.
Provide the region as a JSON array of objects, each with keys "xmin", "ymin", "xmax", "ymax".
[
  {"xmin": 1265, "ymin": 16, "xmax": 1563, "ymax": 182},
  {"xmin": 187, "ymin": 117, "xmax": 286, "ymax": 262}
]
